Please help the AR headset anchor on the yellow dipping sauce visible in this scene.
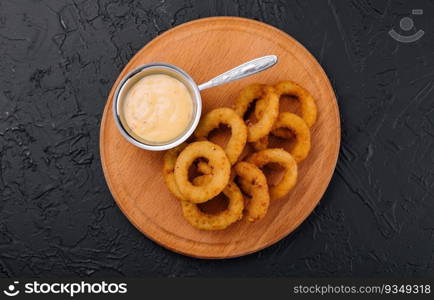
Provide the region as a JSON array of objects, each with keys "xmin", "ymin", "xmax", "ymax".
[{"xmin": 123, "ymin": 74, "xmax": 193, "ymax": 143}]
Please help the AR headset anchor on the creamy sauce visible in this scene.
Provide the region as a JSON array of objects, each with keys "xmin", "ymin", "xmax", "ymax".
[{"xmin": 123, "ymin": 74, "xmax": 193, "ymax": 143}]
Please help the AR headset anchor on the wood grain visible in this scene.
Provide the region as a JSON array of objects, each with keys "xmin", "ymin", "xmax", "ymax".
[{"xmin": 99, "ymin": 17, "xmax": 340, "ymax": 259}]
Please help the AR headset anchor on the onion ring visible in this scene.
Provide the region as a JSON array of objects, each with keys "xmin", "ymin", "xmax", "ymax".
[
  {"xmin": 174, "ymin": 141, "xmax": 230, "ymax": 203},
  {"xmin": 252, "ymin": 113, "xmax": 311, "ymax": 163},
  {"xmin": 180, "ymin": 175, "xmax": 244, "ymax": 230},
  {"xmin": 253, "ymin": 97, "xmax": 292, "ymax": 139},
  {"xmin": 234, "ymin": 161, "xmax": 269, "ymax": 222},
  {"xmin": 275, "ymin": 80, "xmax": 317, "ymax": 127},
  {"xmin": 246, "ymin": 148, "xmax": 298, "ymax": 200},
  {"xmin": 194, "ymin": 107, "xmax": 247, "ymax": 164},
  {"xmin": 273, "ymin": 113, "xmax": 311, "ymax": 162},
  {"xmin": 255, "ymin": 80, "xmax": 317, "ymax": 128},
  {"xmin": 234, "ymin": 84, "xmax": 279, "ymax": 142}
]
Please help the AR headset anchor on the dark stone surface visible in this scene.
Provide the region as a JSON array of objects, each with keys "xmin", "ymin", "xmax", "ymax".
[{"xmin": 0, "ymin": 0, "xmax": 433, "ymax": 277}]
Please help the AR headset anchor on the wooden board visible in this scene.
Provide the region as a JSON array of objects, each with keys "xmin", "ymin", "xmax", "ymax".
[{"xmin": 99, "ymin": 17, "xmax": 340, "ymax": 259}]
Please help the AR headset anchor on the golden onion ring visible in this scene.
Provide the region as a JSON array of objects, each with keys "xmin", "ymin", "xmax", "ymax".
[
  {"xmin": 174, "ymin": 141, "xmax": 230, "ymax": 203},
  {"xmin": 275, "ymin": 80, "xmax": 317, "ymax": 127},
  {"xmin": 255, "ymin": 80, "xmax": 317, "ymax": 128},
  {"xmin": 234, "ymin": 84, "xmax": 279, "ymax": 142},
  {"xmin": 234, "ymin": 161, "xmax": 269, "ymax": 222},
  {"xmin": 252, "ymin": 113, "xmax": 311, "ymax": 163},
  {"xmin": 246, "ymin": 148, "xmax": 298, "ymax": 200},
  {"xmin": 273, "ymin": 113, "xmax": 311, "ymax": 162},
  {"xmin": 194, "ymin": 107, "xmax": 247, "ymax": 164},
  {"xmin": 180, "ymin": 175, "xmax": 244, "ymax": 230}
]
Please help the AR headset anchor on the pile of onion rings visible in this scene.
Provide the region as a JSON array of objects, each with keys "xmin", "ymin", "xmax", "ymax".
[{"xmin": 162, "ymin": 80, "xmax": 317, "ymax": 230}]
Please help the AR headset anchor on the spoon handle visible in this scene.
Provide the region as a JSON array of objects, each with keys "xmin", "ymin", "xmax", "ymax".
[{"xmin": 197, "ymin": 55, "xmax": 278, "ymax": 91}]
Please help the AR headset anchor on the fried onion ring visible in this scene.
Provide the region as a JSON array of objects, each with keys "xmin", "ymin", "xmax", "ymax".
[
  {"xmin": 174, "ymin": 141, "xmax": 230, "ymax": 203},
  {"xmin": 234, "ymin": 84, "xmax": 279, "ymax": 142},
  {"xmin": 194, "ymin": 107, "xmax": 247, "ymax": 164},
  {"xmin": 274, "ymin": 80, "xmax": 317, "ymax": 128},
  {"xmin": 255, "ymin": 80, "xmax": 317, "ymax": 128},
  {"xmin": 234, "ymin": 161, "xmax": 269, "ymax": 222},
  {"xmin": 180, "ymin": 175, "xmax": 244, "ymax": 230},
  {"xmin": 273, "ymin": 113, "xmax": 311, "ymax": 162},
  {"xmin": 252, "ymin": 113, "xmax": 311, "ymax": 163},
  {"xmin": 246, "ymin": 148, "xmax": 298, "ymax": 200},
  {"xmin": 253, "ymin": 97, "xmax": 292, "ymax": 139}
]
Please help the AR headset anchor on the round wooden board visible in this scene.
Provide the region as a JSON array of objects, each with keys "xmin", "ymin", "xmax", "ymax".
[{"xmin": 100, "ymin": 17, "xmax": 340, "ymax": 259}]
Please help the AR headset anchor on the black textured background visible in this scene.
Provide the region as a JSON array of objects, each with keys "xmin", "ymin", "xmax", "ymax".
[{"xmin": 0, "ymin": 0, "xmax": 433, "ymax": 277}]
